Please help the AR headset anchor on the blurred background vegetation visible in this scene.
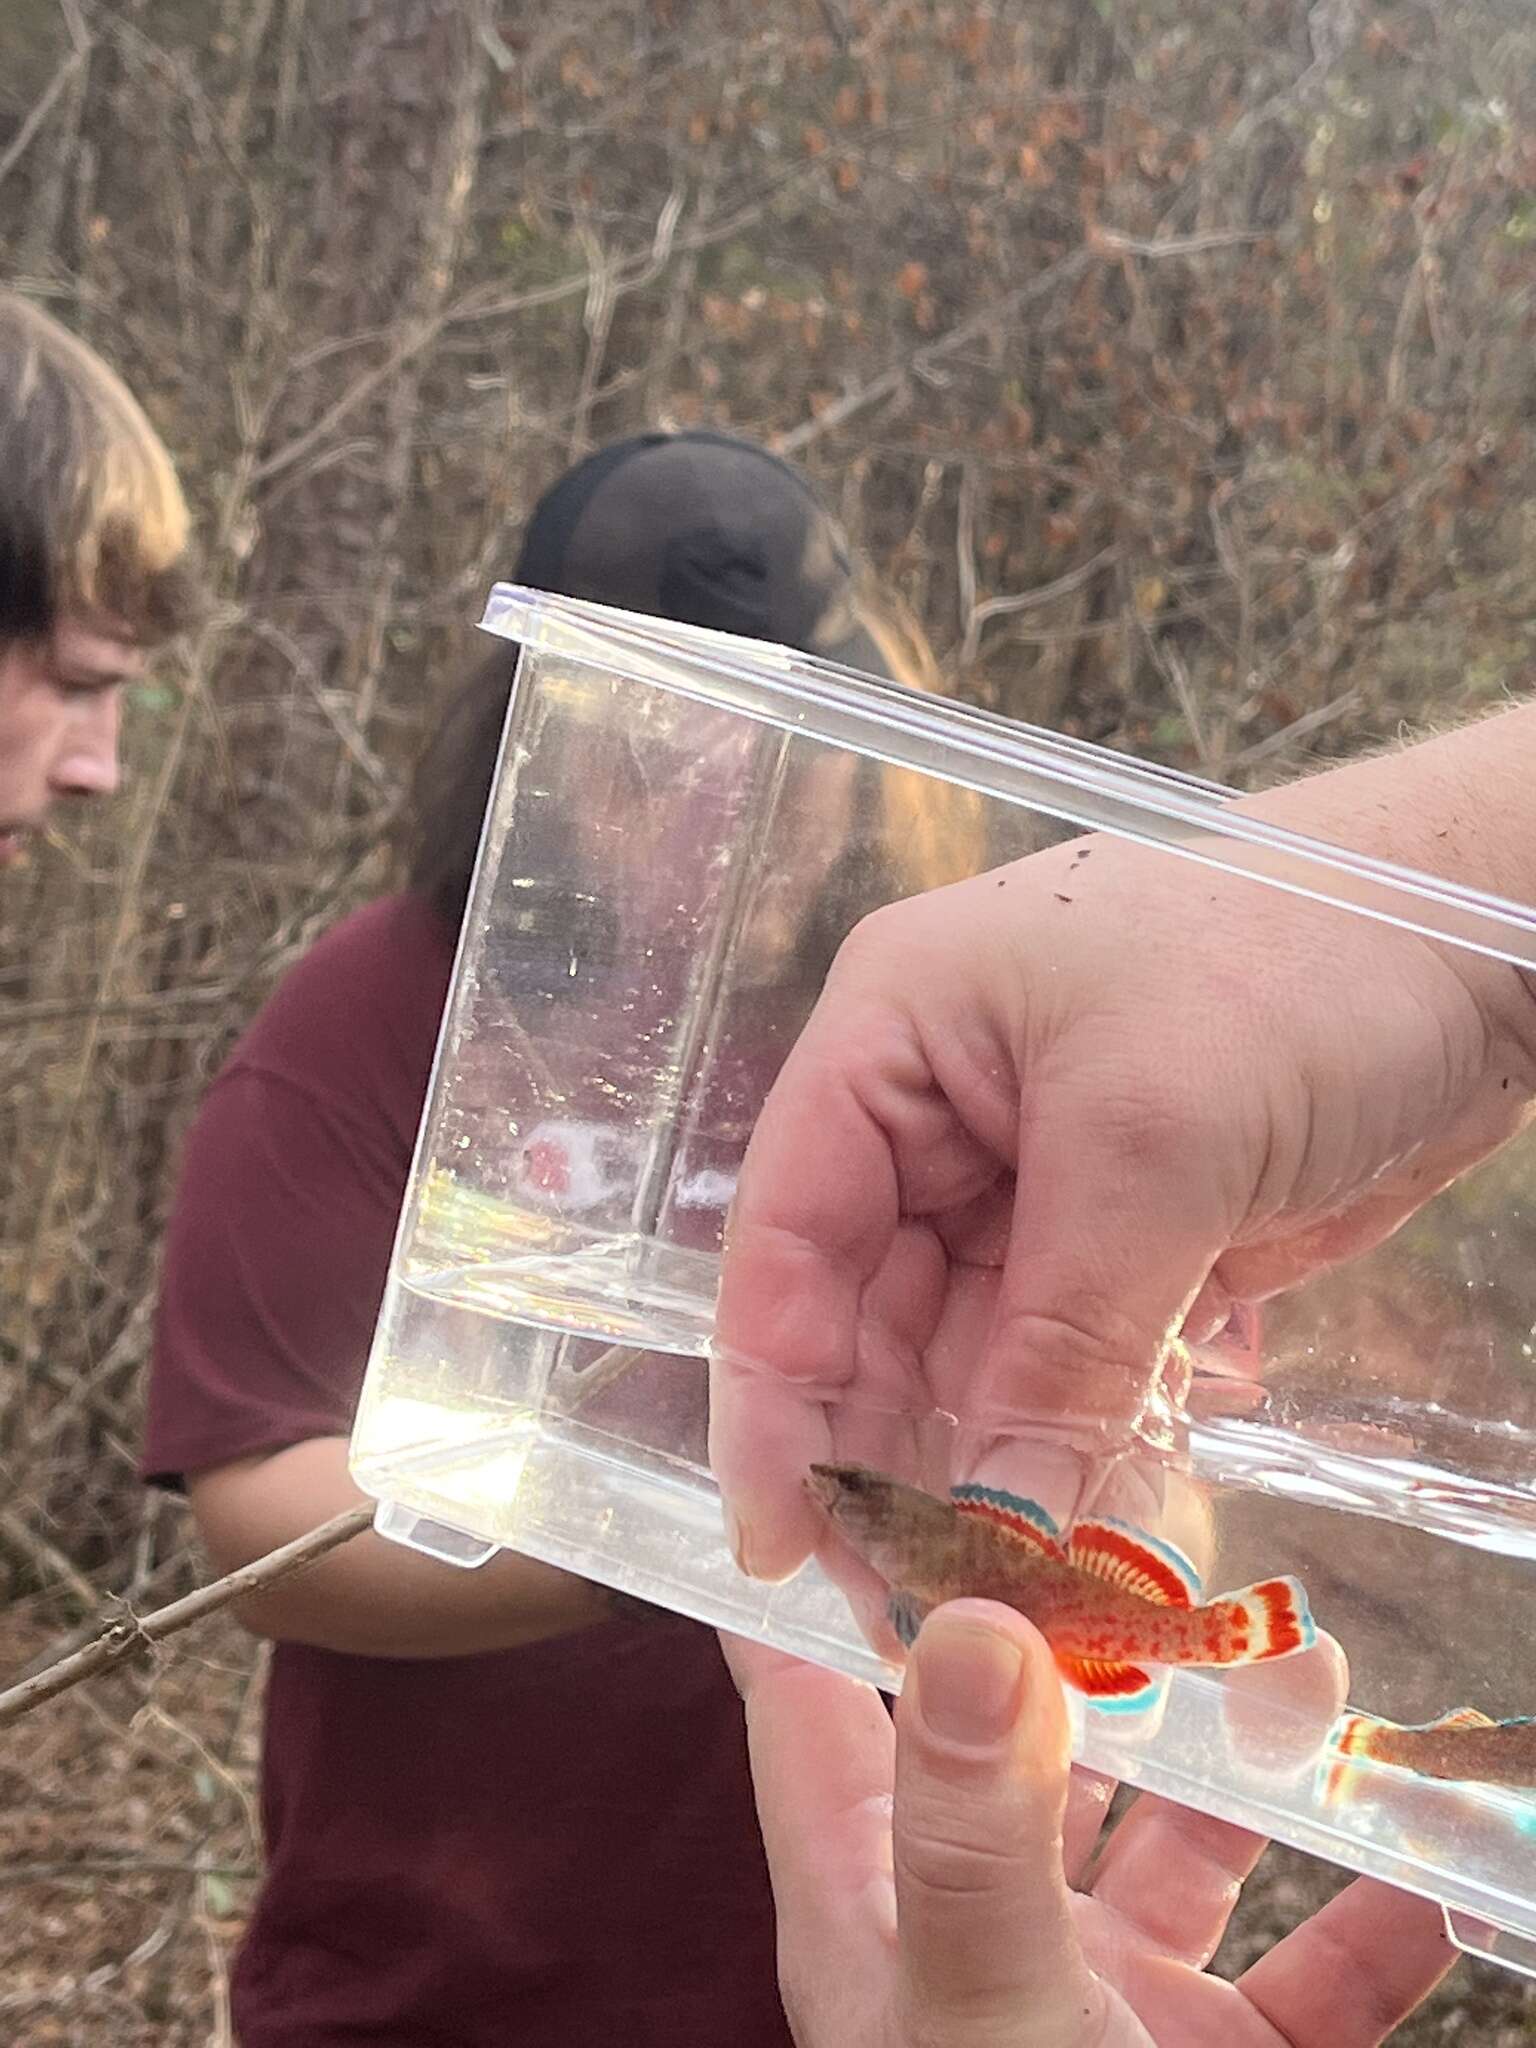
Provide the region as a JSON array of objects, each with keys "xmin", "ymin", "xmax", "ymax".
[{"xmin": 1, "ymin": 1, "xmax": 1534, "ymax": 2037}]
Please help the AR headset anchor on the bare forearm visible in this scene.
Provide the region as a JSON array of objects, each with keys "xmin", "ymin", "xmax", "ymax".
[
  {"xmin": 1244, "ymin": 698, "xmax": 1536, "ymax": 914},
  {"xmin": 1226, "ymin": 698, "xmax": 1536, "ymax": 1051},
  {"xmin": 189, "ymin": 1438, "xmax": 612, "ymax": 1658}
]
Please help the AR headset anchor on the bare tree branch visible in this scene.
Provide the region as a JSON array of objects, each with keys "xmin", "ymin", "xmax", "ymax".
[
  {"xmin": 0, "ymin": 1502, "xmax": 100, "ymax": 1613},
  {"xmin": 777, "ymin": 249, "xmax": 1096, "ymax": 456},
  {"xmin": 0, "ymin": 43, "xmax": 89, "ymax": 193},
  {"xmin": 0, "ymin": 1504, "xmax": 374, "ymax": 1728},
  {"xmin": 959, "ymin": 545, "xmax": 1121, "ymax": 668}
]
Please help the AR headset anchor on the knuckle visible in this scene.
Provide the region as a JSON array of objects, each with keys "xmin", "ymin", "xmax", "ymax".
[
  {"xmin": 896, "ymin": 1786, "xmax": 1026, "ymax": 1901},
  {"xmin": 989, "ymin": 1297, "xmax": 1159, "ymax": 1378},
  {"xmin": 828, "ymin": 898, "xmax": 916, "ymax": 985}
]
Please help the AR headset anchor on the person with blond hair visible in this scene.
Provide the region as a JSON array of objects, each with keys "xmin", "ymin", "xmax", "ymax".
[{"xmin": 0, "ymin": 291, "xmax": 198, "ymax": 863}]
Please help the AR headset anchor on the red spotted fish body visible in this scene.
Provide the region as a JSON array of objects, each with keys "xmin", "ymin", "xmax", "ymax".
[
  {"xmin": 806, "ymin": 1463, "xmax": 1314, "ymax": 1713},
  {"xmin": 1324, "ymin": 1706, "xmax": 1536, "ymax": 1790}
]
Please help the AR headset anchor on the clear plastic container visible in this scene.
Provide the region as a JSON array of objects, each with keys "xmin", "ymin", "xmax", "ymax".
[{"xmin": 350, "ymin": 584, "xmax": 1536, "ymax": 1980}]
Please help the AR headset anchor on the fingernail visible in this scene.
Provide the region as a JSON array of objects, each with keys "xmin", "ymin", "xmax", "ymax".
[
  {"xmin": 914, "ymin": 1614, "xmax": 1025, "ymax": 1747},
  {"xmin": 724, "ymin": 1506, "xmax": 751, "ymax": 1576}
]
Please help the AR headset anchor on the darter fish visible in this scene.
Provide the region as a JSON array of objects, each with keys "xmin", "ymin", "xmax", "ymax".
[
  {"xmin": 807, "ymin": 1461, "xmax": 1314, "ymax": 1714},
  {"xmin": 1325, "ymin": 1705, "xmax": 1536, "ymax": 1789}
]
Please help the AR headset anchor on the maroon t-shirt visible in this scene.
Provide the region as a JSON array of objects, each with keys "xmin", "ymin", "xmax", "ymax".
[{"xmin": 142, "ymin": 893, "xmax": 790, "ymax": 2048}]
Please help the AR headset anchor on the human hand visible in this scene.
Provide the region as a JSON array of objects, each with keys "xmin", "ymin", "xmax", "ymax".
[
  {"xmin": 724, "ymin": 1599, "xmax": 1455, "ymax": 2047},
  {"xmin": 710, "ymin": 747, "xmax": 1536, "ymax": 1577}
]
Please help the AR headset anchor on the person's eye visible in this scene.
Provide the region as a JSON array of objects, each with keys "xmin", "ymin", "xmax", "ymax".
[{"xmin": 53, "ymin": 676, "xmax": 114, "ymax": 702}]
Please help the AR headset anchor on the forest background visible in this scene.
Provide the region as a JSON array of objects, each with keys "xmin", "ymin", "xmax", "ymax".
[{"xmin": 1, "ymin": 1, "xmax": 1535, "ymax": 2037}]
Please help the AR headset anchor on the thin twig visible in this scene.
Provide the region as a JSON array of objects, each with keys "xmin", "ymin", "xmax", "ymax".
[
  {"xmin": 1, "ymin": 1540, "xmax": 195, "ymax": 1687},
  {"xmin": 0, "ymin": 0, "xmax": 91, "ymax": 191},
  {"xmin": 960, "ymin": 545, "xmax": 1121, "ymax": 668},
  {"xmin": 0, "ymin": 1503, "xmax": 100, "ymax": 1614},
  {"xmin": 0, "ymin": 1504, "xmax": 374, "ymax": 1727},
  {"xmin": 255, "ymin": 177, "xmax": 754, "ymax": 486},
  {"xmin": 777, "ymin": 248, "xmax": 1096, "ymax": 456},
  {"xmin": 1089, "ymin": 226, "xmax": 1269, "ymax": 259},
  {"xmin": 780, "ymin": 226, "xmax": 1261, "ymax": 462},
  {"xmin": 1225, "ymin": 689, "xmax": 1364, "ymax": 771}
]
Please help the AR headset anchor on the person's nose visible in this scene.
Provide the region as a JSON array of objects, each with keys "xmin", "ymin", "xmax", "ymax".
[{"xmin": 50, "ymin": 691, "xmax": 121, "ymax": 800}]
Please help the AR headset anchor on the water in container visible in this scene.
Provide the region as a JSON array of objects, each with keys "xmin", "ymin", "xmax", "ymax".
[{"xmin": 350, "ymin": 585, "xmax": 1536, "ymax": 1980}]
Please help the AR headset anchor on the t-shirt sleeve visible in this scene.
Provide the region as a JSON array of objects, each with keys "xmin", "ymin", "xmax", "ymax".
[{"xmin": 141, "ymin": 1061, "xmax": 412, "ymax": 1489}]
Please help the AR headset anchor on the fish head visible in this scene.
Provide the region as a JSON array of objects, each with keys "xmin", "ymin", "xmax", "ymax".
[
  {"xmin": 805, "ymin": 1462, "xmax": 958, "ymax": 1583},
  {"xmin": 805, "ymin": 1462, "xmax": 933, "ymax": 1604},
  {"xmin": 805, "ymin": 1462, "xmax": 898, "ymax": 1536}
]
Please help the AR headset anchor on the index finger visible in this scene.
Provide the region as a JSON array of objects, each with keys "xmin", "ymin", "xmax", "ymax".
[{"xmin": 711, "ymin": 975, "xmax": 962, "ymax": 1577}]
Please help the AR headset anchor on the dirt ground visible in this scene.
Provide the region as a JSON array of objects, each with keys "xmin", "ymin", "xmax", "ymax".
[{"xmin": 1, "ymin": 1602, "xmax": 1533, "ymax": 2046}]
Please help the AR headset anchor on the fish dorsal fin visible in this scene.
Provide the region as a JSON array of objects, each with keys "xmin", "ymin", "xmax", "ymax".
[
  {"xmin": 1065, "ymin": 1517, "xmax": 1203, "ymax": 1607},
  {"xmin": 950, "ymin": 1482, "xmax": 1065, "ymax": 1560},
  {"xmin": 1431, "ymin": 1706, "xmax": 1497, "ymax": 1731}
]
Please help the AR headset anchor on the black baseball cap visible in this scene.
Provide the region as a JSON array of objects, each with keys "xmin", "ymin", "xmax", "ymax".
[{"xmin": 512, "ymin": 429, "xmax": 890, "ymax": 677}]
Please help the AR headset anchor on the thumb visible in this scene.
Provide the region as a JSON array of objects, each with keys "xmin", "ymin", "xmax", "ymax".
[{"xmin": 893, "ymin": 1601, "xmax": 1109, "ymax": 2045}]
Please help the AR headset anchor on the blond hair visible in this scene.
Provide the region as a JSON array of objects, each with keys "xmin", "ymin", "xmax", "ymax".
[
  {"xmin": 849, "ymin": 580, "xmax": 990, "ymax": 899},
  {"xmin": 0, "ymin": 291, "xmax": 198, "ymax": 645}
]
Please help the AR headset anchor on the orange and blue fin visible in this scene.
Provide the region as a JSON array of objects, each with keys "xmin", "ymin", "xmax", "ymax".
[
  {"xmin": 1319, "ymin": 1706, "xmax": 1494, "ymax": 1801},
  {"xmin": 1214, "ymin": 1575, "xmax": 1316, "ymax": 1660},
  {"xmin": 950, "ymin": 1482, "xmax": 1066, "ymax": 1561},
  {"xmin": 1318, "ymin": 1707, "xmax": 1402, "ymax": 1802},
  {"xmin": 1065, "ymin": 1516, "xmax": 1203, "ymax": 1607},
  {"xmin": 1055, "ymin": 1653, "xmax": 1162, "ymax": 1715}
]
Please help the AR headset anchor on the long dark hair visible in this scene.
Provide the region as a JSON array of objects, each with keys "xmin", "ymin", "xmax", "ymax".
[
  {"xmin": 408, "ymin": 435, "xmax": 986, "ymax": 935},
  {"xmin": 409, "ymin": 641, "xmax": 519, "ymax": 931}
]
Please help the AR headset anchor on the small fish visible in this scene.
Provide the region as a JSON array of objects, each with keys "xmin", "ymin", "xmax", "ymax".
[
  {"xmin": 807, "ymin": 1462, "xmax": 1315, "ymax": 1714},
  {"xmin": 1323, "ymin": 1706, "xmax": 1536, "ymax": 1791}
]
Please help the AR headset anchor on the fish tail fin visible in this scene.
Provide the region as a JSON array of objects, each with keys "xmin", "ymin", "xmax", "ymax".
[
  {"xmin": 1334, "ymin": 1710, "xmax": 1387, "ymax": 1758},
  {"xmin": 1056, "ymin": 1652, "xmax": 1163, "ymax": 1715},
  {"xmin": 1316, "ymin": 1710, "xmax": 1389, "ymax": 1803},
  {"xmin": 1209, "ymin": 1575, "xmax": 1316, "ymax": 1663}
]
